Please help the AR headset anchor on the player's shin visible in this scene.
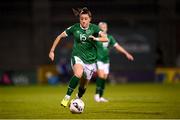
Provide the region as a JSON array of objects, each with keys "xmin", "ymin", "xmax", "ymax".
[
  {"xmin": 77, "ymin": 77, "xmax": 88, "ymax": 98},
  {"xmin": 61, "ymin": 75, "xmax": 80, "ymax": 107},
  {"xmin": 96, "ymin": 77, "xmax": 106, "ymax": 97},
  {"xmin": 77, "ymin": 87, "xmax": 86, "ymax": 98},
  {"xmin": 66, "ymin": 75, "xmax": 80, "ymax": 96}
]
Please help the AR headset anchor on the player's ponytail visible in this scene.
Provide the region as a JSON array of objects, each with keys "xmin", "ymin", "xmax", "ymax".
[
  {"xmin": 72, "ymin": 7, "xmax": 92, "ymax": 18},
  {"xmin": 72, "ymin": 8, "xmax": 81, "ymax": 17}
]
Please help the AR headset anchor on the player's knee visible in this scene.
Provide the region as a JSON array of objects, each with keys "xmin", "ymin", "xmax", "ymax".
[
  {"xmin": 104, "ymin": 74, "xmax": 108, "ymax": 79},
  {"xmin": 99, "ymin": 74, "xmax": 106, "ymax": 79},
  {"xmin": 97, "ymin": 70, "xmax": 105, "ymax": 79},
  {"xmin": 98, "ymin": 74, "xmax": 107, "ymax": 80},
  {"xmin": 74, "ymin": 71, "xmax": 83, "ymax": 78}
]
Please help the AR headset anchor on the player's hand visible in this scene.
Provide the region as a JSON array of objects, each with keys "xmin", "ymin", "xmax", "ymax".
[
  {"xmin": 89, "ymin": 35, "xmax": 99, "ymax": 41},
  {"xmin": 126, "ymin": 53, "xmax": 134, "ymax": 61},
  {"xmin": 49, "ymin": 51, "xmax": 54, "ymax": 61}
]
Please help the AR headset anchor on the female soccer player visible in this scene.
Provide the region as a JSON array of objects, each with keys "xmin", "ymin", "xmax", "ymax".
[
  {"xmin": 94, "ymin": 22, "xmax": 134, "ymax": 102},
  {"xmin": 49, "ymin": 8, "xmax": 107, "ymax": 107}
]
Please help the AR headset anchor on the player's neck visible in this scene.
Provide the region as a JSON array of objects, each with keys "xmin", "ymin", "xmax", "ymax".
[
  {"xmin": 103, "ymin": 31, "xmax": 107, "ymax": 36},
  {"xmin": 80, "ymin": 24, "xmax": 90, "ymax": 30}
]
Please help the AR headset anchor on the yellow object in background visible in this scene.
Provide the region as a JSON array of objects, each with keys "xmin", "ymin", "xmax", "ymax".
[
  {"xmin": 156, "ymin": 68, "xmax": 180, "ymax": 83},
  {"xmin": 37, "ymin": 65, "xmax": 58, "ymax": 84}
]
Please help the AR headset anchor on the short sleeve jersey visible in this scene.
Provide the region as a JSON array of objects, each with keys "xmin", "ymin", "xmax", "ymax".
[
  {"xmin": 65, "ymin": 23, "xmax": 100, "ymax": 64},
  {"xmin": 96, "ymin": 34, "xmax": 117, "ymax": 63}
]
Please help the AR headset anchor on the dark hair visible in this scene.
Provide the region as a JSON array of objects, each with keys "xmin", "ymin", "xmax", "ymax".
[{"xmin": 72, "ymin": 7, "xmax": 92, "ymax": 18}]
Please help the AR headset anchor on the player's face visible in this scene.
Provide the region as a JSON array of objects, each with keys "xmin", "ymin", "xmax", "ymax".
[
  {"xmin": 99, "ymin": 24, "xmax": 108, "ymax": 33},
  {"xmin": 80, "ymin": 14, "xmax": 91, "ymax": 28}
]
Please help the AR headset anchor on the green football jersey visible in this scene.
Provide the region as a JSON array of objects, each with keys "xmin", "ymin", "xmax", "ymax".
[
  {"xmin": 65, "ymin": 23, "xmax": 100, "ymax": 64},
  {"xmin": 96, "ymin": 34, "xmax": 117, "ymax": 63}
]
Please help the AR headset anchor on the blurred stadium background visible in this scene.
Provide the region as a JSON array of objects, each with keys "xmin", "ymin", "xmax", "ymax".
[
  {"xmin": 0, "ymin": 0, "xmax": 180, "ymax": 119},
  {"xmin": 0, "ymin": 0, "xmax": 180, "ymax": 85}
]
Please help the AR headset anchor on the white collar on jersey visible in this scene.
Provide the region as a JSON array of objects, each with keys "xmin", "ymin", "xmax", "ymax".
[{"xmin": 80, "ymin": 24, "xmax": 90, "ymax": 30}]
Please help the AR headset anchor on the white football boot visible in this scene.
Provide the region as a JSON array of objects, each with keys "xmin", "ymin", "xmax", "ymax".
[
  {"xmin": 100, "ymin": 97, "xmax": 109, "ymax": 102},
  {"xmin": 94, "ymin": 94, "xmax": 100, "ymax": 102}
]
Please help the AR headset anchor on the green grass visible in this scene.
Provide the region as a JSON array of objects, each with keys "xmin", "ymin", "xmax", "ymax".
[{"xmin": 0, "ymin": 83, "xmax": 180, "ymax": 119}]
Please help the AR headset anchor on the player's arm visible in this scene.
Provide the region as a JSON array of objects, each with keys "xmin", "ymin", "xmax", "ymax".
[
  {"xmin": 89, "ymin": 32, "xmax": 108, "ymax": 42},
  {"xmin": 98, "ymin": 31, "xmax": 108, "ymax": 42},
  {"xmin": 89, "ymin": 24, "xmax": 108, "ymax": 42},
  {"xmin": 49, "ymin": 31, "xmax": 67, "ymax": 61},
  {"xmin": 114, "ymin": 43, "xmax": 134, "ymax": 61}
]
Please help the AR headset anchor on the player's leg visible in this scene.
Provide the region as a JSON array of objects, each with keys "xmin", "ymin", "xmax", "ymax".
[
  {"xmin": 95, "ymin": 61, "xmax": 109, "ymax": 102},
  {"xmin": 61, "ymin": 56, "xmax": 84, "ymax": 107},
  {"xmin": 77, "ymin": 63, "xmax": 96, "ymax": 99},
  {"xmin": 77, "ymin": 77, "xmax": 89, "ymax": 98},
  {"xmin": 98, "ymin": 72, "xmax": 109, "ymax": 102},
  {"xmin": 95, "ymin": 69, "xmax": 106, "ymax": 102}
]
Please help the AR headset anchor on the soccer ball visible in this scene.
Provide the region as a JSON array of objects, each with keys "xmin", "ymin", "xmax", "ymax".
[{"xmin": 69, "ymin": 99, "xmax": 85, "ymax": 114}]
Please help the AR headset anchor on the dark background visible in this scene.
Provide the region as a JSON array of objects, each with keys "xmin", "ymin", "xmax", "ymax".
[{"xmin": 0, "ymin": 0, "xmax": 179, "ymax": 75}]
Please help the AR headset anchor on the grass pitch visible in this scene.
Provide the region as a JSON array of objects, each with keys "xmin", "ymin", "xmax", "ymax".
[{"xmin": 0, "ymin": 83, "xmax": 180, "ymax": 119}]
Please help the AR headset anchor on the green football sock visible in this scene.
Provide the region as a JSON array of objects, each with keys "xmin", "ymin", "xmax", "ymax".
[
  {"xmin": 96, "ymin": 77, "xmax": 106, "ymax": 97},
  {"xmin": 78, "ymin": 87, "xmax": 86, "ymax": 98},
  {"xmin": 66, "ymin": 76, "xmax": 80, "ymax": 96}
]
